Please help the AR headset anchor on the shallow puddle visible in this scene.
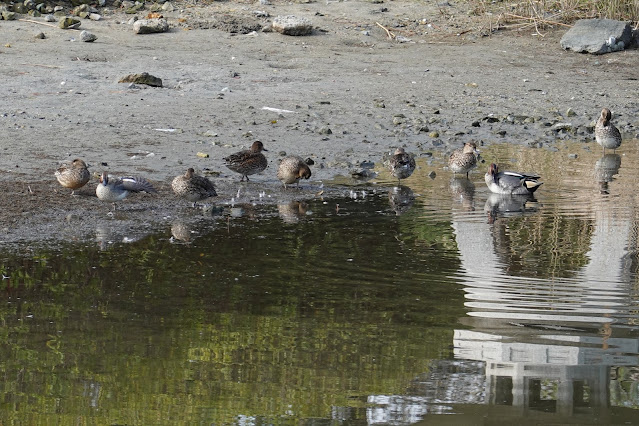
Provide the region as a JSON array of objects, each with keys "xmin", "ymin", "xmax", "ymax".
[{"xmin": 1, "ymin": 142, "xmax": 639, "ymax": 424}]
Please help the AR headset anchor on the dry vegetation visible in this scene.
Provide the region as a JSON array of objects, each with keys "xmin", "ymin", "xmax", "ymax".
[{"xmin": 466, "ymin": 0, "xmax": 639, "ymax": 36}]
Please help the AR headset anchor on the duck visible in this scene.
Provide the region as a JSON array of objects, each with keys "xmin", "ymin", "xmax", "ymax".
[
  {"xmin": 595, "ymin": 108, "xmax": 622, "ymax": 152},
  {"xmin": 449, "ymin": 142, "xmax": 480, "ymax": 177},
  {"xmin": 387, "ymin": 147, "xmax": 416, "ymax": 184},
  {"xmin": 224, "ymin": 141, "xmax": 268, "ymax": 181},
  {"xmin": 96, "ymin": 172, "xmax": 157, "ymax": 204},
  {"xmin": 484, "ymin": 163, "xmax": 542, "ymax": 195},
  {"xmin": 277, "ymin": 156, "xmax": 312, "ymax": 188},
  {"xmin": 172, "ymin": 168, "xmax": 217, "ymax": 206},
  {"xmin": 55, "ymin": 158, "xmax": 90, "ymax": 195}
]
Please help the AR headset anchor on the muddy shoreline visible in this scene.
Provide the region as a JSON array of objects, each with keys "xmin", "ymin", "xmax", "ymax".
[{"xmin": 1, "ymin": 0, "xmax": 638, "ymax": 245}]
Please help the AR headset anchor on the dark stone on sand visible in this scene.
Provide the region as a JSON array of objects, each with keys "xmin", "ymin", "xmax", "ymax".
[{"xmin": 119, "ymin": 72, "xmax": 163, "ymax": 87}]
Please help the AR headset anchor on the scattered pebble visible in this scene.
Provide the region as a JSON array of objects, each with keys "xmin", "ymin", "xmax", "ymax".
[
  {"xmin": 118, "ymin": 72, "xmax": 163, "ymax": 87},
  {"xmin": 133, "ymin": 18, "xmax": 169, "ymax": 34},
  {"xmin": 272, "ymin": 15, "xmax": 313, "ymax": 36},
  {"xmin": 80, "ymin": 30, "xmax": 97, "ymax": 42}
]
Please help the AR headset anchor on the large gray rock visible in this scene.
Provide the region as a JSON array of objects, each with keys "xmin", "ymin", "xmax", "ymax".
[
  {"xmin": 133, "ymin": 18, "xmax": 169, "ymax": 34},
  {"xmin": 560, "ymin": 19, "xmax": 633, "ymax": 54},
  {"xmin": 272, "ymin": 15, "xmax": 312, "ymax": 36}
]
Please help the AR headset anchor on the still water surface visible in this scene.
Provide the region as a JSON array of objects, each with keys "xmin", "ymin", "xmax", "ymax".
[{"xmin": 1, "ymin": 142, "xmax": 638, "ymax": 424}]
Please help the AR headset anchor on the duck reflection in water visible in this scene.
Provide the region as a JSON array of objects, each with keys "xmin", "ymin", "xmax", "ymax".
[
  {"xmin": 388, "ymin": 185, "xmax": 415, "ymax": 216},
  {"xmin": 278, "ymin": 201, "xmax": 309, "ymax": 224},
  {"xmin": 594, "ymin": 153, "xmax": 621, "ymax": 195},
  {"xmin": 170, "ymin": 221, "xmax": 193, "ymax": 244},
  {"xmin": 484, "ymin": 193, "xmax": 539, "ymax": 224},
  {"xmin": 449, "ymin": 177, "xmax": 475, "ymax": 212}
]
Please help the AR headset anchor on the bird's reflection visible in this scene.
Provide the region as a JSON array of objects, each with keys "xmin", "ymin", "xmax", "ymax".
[
  {"xmin": 388, "ymin": 185, "xmax": 415, "ymax": 216},
  {"xmin": 95, "ymin": 225, "xmax": 144, "ymax": 250},
  {"xmin": 278, "ymin": 201, "xmax": 309, "ymax": 223},
  {"xmin": 170, "ymin": 221, "xmax": 193, "ymax": 243},
  {"xmin": 594, "ymin": 153, "xmax": 621, "ymax": 194},
  {"xmin": 484, "ymin": 193, "xmax": 539, "ymax": 224},
  {"xmin": 449, "ymin": 177, "xmax": 475, "ymax": 211}
]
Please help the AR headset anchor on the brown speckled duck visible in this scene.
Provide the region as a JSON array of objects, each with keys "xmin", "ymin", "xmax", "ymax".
[
  {"xmin": 387, "ymin": 147, "xmax": 416, "ymax": 184},
  {"xmin": 96, "ymin": 172, "xmax": 157, "ymax": 204},
  {"xmin": 449, "ymin": 142, "xmax": 480, "ymax": 177},
  {"xmin": 595, "ymin": 108, "xmax": 622, "ymax": 152},
  {"xmin": 224, "ymin": 141, "xmax": 268, "ymax": 181},
  {"xmin": 172, "ymin": 168, "xmax": 217, "ymax": 206},
  {"xmin": 55, "ymin": 158, "xmax": 90, "ymax": 195},
  {"xmin": 277, "ymin": 156, "xmax": 312, "ymax": 188}
]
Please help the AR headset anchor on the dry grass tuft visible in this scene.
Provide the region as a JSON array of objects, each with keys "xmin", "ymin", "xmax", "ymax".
[{"xmin": 467, "ymin": 0, "xmax": 639, "ymax": 36}]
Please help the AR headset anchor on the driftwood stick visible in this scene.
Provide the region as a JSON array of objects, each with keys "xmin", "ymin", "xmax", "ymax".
[
  {"xmin": 375, "ymin": 21, "xmax": 395, "ymax": 39},
  {"xmin": 18, "ymin": 18, "xmax": 83, "ymax": 30}
]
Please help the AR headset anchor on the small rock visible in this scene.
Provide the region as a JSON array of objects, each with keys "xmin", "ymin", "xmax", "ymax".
[
  {"xmin": 80, "ymin": 30, "xmax": 97, "ymax": 42},
  {"xmin": 118, "ymin": 72, "xmax": 163, "ymax": 87},
  {"xmin": 428, "ymin": 171, "xmax": 436, "ymax": 179},
  {"xmin": 59, "ymin": 17, "xmax": 81, "ymax": 29},
  {"xmin": 566, "ymin": 107, "xmax": 576, "ymax": 117},
  {"xmin": 133, "ymin": 18, "xmax": 169, "ymax": 34},
  {"xmin": 568, "ymin": 153, "xmax": 578, "ymax": 159},
  {"xmin": 196, "ymin": 152, "xmax": 209, "ymax": 158},
  {"xmin": 125, "ymin": 1, "xmax": 144, "ymax": 14},
  {"xmin": 552, "ymin": 122, "xmax": 573, "ymax": 132},
  {"xmin": 161, "ymin": 2, "xmax": 174, "ymax": 12},
  {"xmin": 428, "ymin": 131, "xmax": 439, "ymax": 138},
  {"xmin": 44, "ymin": 14, "xmax": 55, "ymax": 21},
  {"xmin": 2, "ymin": 11, "xmax": 17, "ymax": 20},
  {"xmin": 272, "ymin": 15, "xmax": 313, "ymax": 36},
  {"xmin": 34, "ymin": 31, "xmax": 46, "ymax": 39},
  {"xmin": 88, "ymin": 13, "xmax": 101, "ymax": 20},
  {"xmin": 317, "ymin": 126, "xmax": 332, "ymax": 135}
]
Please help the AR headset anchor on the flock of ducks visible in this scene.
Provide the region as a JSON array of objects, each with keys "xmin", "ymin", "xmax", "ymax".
[
  {"xmin": 389, "ymin": 107, "xmax": 622, "ymax": 196},
  {"xmin": 55, "ymin": 140, "xmax": 311, "ymax": 207},
  {"xmin": 56, "ymin": 108, "xmax": 622, "ymax": 205}
]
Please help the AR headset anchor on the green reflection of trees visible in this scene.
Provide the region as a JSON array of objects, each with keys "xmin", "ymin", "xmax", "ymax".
[
  {"xmin": 492, "ymin": 214, "xmax": 592, "ymax": 279},
  {"xmin": 0, "ymin": 196, "xmax": 465, "ymax": 424}
]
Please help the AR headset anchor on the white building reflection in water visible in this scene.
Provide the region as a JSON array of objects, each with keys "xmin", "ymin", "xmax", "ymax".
[{"xmin": 363, "ymin": 167, "xmax": 639, "ymax": 424}]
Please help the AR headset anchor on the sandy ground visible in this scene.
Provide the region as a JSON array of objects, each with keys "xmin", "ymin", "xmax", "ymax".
[{"xmin": 1, "ymin": 0, "xmax": 638, "ymax": 246}]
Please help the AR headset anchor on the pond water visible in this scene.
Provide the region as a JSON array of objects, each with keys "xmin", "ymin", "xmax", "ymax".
[{"xmin": 1, "ymin": 142, "xmax": 639, "ymax": 424}]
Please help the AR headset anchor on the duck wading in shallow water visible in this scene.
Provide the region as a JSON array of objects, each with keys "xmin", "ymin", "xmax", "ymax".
[
  {"xmin": 224, "ymin": 141, "xmax": 268, "ymax": 181},
  {"xmin": 96, "ymin": 172, "xmax": 157, "ymax": 205},
  {"xmin": 55, "ymin": 158, "xmax": 90, "ymax": 195},
  {"xmin": 449, "ymin": 142, "xmax": 480, "ymax": 178},
  {"xmin": 484, "ymin": 163, "xmax": 542, "ymax": 195},
  {"xmin": 172, "ymin": 168, "xmax": 217, "ymax": 206},
  {"xmin": 595, "ymin": 108, "xmax": 622, "ymax": 153},
  {"xmin": 277, "ymin": 156, "xmax": 312, "ymax": 188},
  {"xmin": 387, "ymin": 147, "xmax": 416, "ymax": 184}
]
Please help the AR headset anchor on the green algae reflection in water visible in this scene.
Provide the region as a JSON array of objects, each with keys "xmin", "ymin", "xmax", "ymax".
[{"xmin": 0, "ymin": 194, "xmax": 464, "ymax": 424}]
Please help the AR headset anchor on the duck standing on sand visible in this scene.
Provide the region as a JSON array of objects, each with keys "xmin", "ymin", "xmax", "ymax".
[
  {"xmin": 96, "ymin": 172, "xmax": 157, "ymax": 205},
  {"xmin": 449, "ymin": 142, "xmax": 480, "ymax": 178},
  {"xmin": 484, "ymin": 163, "xmax": 542, "ymax": 195},
  {"xmin": 595, "ymin": 108, "xmax": 622, "ymax": 152},
  {"xmin": 172, "ymin": 168, "xmax": 217, "ymax": 206},
  {"xmin": 277, "ymin": 156, "xmax": 312, "ymax": 188},
  {"xmin": 387, "ymin": 147, "xmax": 416, "ymax": 184},
  {"xmin": 224, "ymin": 141, "xmax": 268, "ymax": 181},
  {"xmin": 55, "ymin": 158, "xmax": 90, "ymax": 195}
]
